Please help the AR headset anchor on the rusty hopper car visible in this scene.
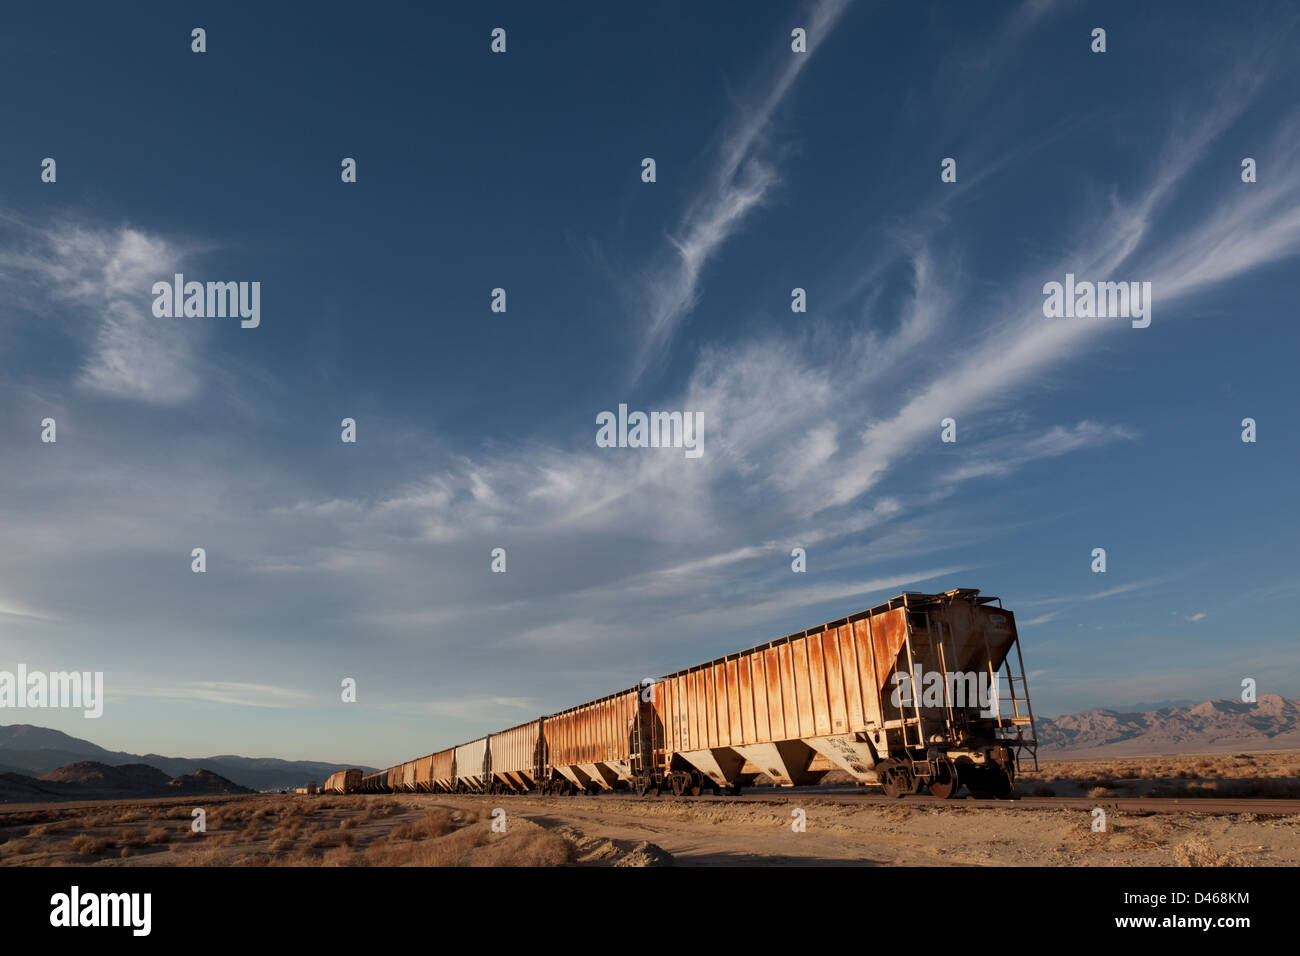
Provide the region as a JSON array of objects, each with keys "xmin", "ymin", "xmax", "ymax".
[
  {"xmin": 414, "ymin": 754, "xmax": 435, "ymax": 792},
  {"xmin": 635, "ymin": 588, "xmax": 1036, "ymax": 798},
  {"xmin": 540, "ymin": 691, "xmax": 638, "ymax": 795},
  {"xmin": 372, "ymin": 589, "xmax": 1035, "ymax": 799},
  {"xmin": 431, "ymin": 749, "xmax": 455, "ymax": 791},
  {"xmin": 488, "ymin": 721, "xmax": 542, "ymax": 793},
  {"xmin": 322, "ymin": 768, "xmax": 363, "ymax": 794}
]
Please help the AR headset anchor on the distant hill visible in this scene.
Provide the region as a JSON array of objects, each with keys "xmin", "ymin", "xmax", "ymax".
[
  {"xmin": 0, "ymin": 760, "xmax": 253, "ymax": 803},
  {"xmin": 166, "ymin": 768, "xmax": 251, "ymax": 795},
  {"xmin": 1037, "ymin": 694, "xmax": 1300, "ymax": 758},
  {"xmin": 0, "ymin": 724, "xmax": 374, "ymax": 792},
  {"xmin": 39, "ymin": 761, "xmax": 171, "ymax": 790}
]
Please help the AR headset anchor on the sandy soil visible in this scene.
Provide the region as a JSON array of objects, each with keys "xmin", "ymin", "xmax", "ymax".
[
  {"xmin": 506, "ymin": 792, "xmax": 1300, "ymax": 865},
  {"xmin": 1, "ymin": 751, "xmax": 1296, "ymax": 867},
  {"xmin": 0, "ymin": 791, "xmax": 1296, "ymax": 867}
]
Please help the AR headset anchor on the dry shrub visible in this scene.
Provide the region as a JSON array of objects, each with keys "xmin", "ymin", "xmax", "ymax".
[
  {"xmin": 269, "ymin": 838, "xmax": 293, "ymax": 855},
  {"xmin": 144, "ymin": 828, "xmax": 170, "ymax": 845},
  {"xmin": 1174, "ymin": 837, "xmax": 1243, "ymax": 867},
  {"xmin": 468, "ymin": 829, "xmax": 575, "ymax": 867},
  {"xmin": 1, "ymin": 839, "xmax": 32, "ymax": 857},
  {"xmin": 410, "ymin": 826, "xmax": 489, "ymax": 866},
  {"xmin": 1088, "ymin": 787, "xmax": 1115, "ymax": 798},
  {"xmin": 339, "ymin": 818, "xmax": 356, "ymax": 830},
  {"xmin": 188, "ymin": 846, "xmax": 230, "ymax": 867},
  {"xmin": 113, "ymin": 828, "xmax": 145, "ymax": 848},
  {"xmin": 68, "ymin": 834, "xmax": 111, "ymax": 856},
  {"xmin": 388, "ymin": 808, "xmax": 455, "ymax": 842},
  {"xmin": 365, "ymin": 799, "xmax": 399, "ymax": 818},
  {"xmin": 389, "ymin": 823, "xmax": 417, "ymax": 841},
  {"xmin": 321, "ymin": 845, "xmax": 365, "ymax": 867},
  {"xmin": 273, "ymin": 820, "xmax": 303, "ymax": 840},
  {"xmin": 421, "ymin": 808, "xmax": 455, "ymax": 837},
  {"xmin": 28, "ymin": 821, "xmax": 69, "ymax": 837}
]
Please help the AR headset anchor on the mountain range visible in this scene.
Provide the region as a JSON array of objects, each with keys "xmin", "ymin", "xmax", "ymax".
[
  {"xmin": 1035, "ymin": 694, "xmax": 1300, "ymax": 758},
  {"xmin": 0, "ymin": 762, "xmax": 253, "ymax": 803},
  {"xmin": 0, "ymin": 724, "xmax": 373, "ymax": 792}
]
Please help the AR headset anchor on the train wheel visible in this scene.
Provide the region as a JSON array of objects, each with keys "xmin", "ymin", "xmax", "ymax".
[
  {"xmin": 726, "ymin": 784, "xmax": 743, "ymax": 796},
  {"xmin": 878, "ymin": 760, "xmax": 911, "ymax": 799},
  {"xmin": 671, "ymin": 774, "xmax": 687, "ymax": 797},
  {"xmin": 928, "ymin": 759, "xmax": 959, "ymax": 800}
]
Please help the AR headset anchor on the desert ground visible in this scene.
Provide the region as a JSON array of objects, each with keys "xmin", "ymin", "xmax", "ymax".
[{"xmin": 1, "ymin": 751, "xmax": 1297, "ymax": 867}]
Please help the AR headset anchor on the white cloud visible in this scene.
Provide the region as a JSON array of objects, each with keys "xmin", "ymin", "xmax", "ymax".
[
  {"xmin": 1018, "ymin": 613, "xmax": 1060, "ymax": 627},
  {"xmin": 0, "ymin": 215, "xmax": 197, "ymax": 403},
  {"xmin": 944, "ymin": 422, "xmax": 1138, "ymax": 483},
  {"xmin": 0, "ymin": 598, "xmax": 56, "ymax": 622},
  {"xmin": 127, "ymin": 681, "xmax": 315, "ymax": 709},
  {"xmin": 635, "ymin": 0, "xmax": 852, "ymax": 375}
]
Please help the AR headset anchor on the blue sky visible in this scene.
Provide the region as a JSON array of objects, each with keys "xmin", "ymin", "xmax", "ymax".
[{"xmin": 1, "ymin": 0, "xmax": 1297, "ymax": 767}]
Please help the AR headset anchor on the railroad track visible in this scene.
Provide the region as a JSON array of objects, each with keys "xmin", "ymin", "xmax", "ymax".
[
  {"xmin": 691, "ymin": 792, "xmax": 1300, "ymax": 816},
  {"xmin": 431, "ymin": 787, "xmax": 1300, "ymax": 817},
  {"xmin": 3, "ymin": 789, "xmax": 1297, "ymax": 820}
]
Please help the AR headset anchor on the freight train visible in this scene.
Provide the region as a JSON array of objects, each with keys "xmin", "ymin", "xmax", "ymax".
[{"xmin": 332, "ymin": 589, "xmax": 1038, "ymax": 800}]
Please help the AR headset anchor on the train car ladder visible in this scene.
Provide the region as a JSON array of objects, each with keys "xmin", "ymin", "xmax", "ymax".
[{"xmin": 984, "ymin": 630, "xmax": 1039, "ymax": 772}]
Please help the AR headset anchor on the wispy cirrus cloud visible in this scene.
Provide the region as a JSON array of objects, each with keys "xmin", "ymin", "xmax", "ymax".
[
  {"xmin": 127, "ymin": 681, "xmax": 315, "ymax": 709},
  {"xmin": 634, "ymin": 0, "xmax": 853, "ymax": 377},
  {"xmin": 944, "ymin": 422, "xmax": 1138, "ymax": 483}
]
